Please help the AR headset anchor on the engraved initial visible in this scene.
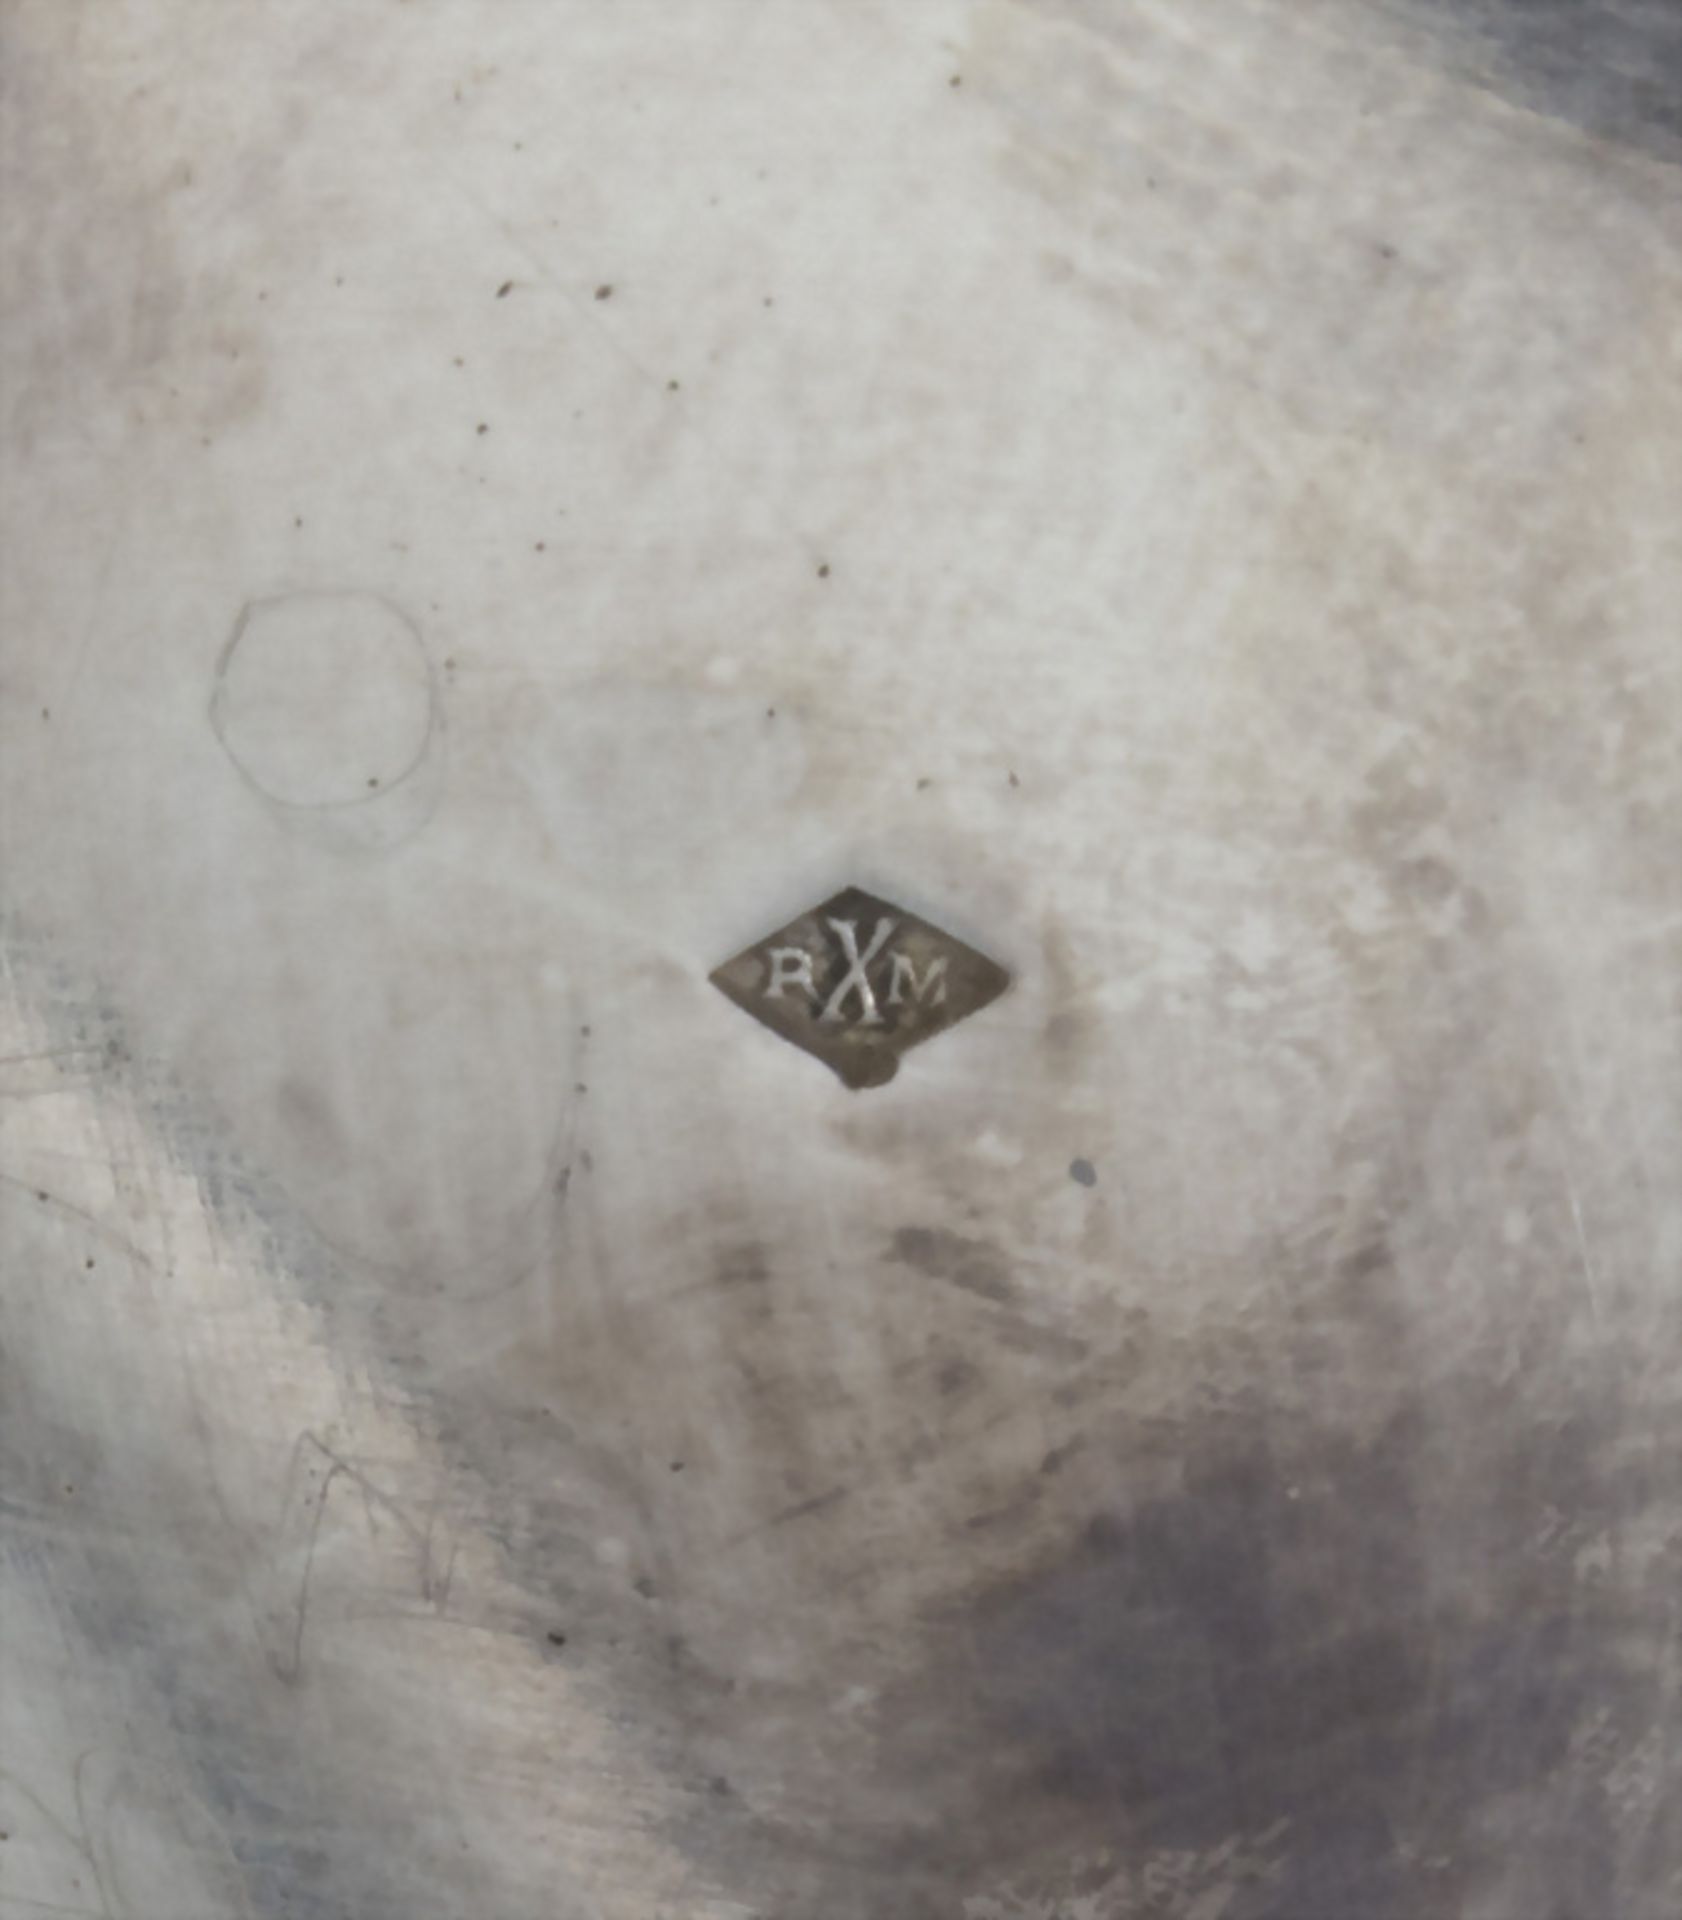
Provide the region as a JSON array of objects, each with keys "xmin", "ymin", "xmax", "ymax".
[
  {"xmin": 820, "ymin": 917, "xmax": 896, "ymax": 1025},
  {"xmin": 764, "ymin": 947, "xmax": 818, "ymax": 999},
  {"xmin": 887, "ymin": 952, "xmax": 948, "ymax": 1008}
]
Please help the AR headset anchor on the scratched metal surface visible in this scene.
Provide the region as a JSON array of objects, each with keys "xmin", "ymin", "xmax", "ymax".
[{"xmin": 2, "ymin": 3, "xmax": 1680, "ymax": 1917}]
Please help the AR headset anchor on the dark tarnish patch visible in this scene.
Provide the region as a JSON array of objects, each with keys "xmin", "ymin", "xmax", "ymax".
[
  {"xmin": 1382, "ymin": 0, "xmax": 1682, "ymax": 157},
  {"xmin": 862, "ymin": 1363, "xmax": 1674, "ymax": 1916},
  {"xmin": 887, "ymin": 1225, "xmax": 1016, "ymax": 1304},
  {"xmin": 885, "ymin": 1416, "xmax": 1432, "ymax": 1883}
]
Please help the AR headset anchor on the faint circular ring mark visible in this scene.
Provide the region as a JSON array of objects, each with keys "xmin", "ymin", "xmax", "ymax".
[{"xmin": 210, "ymin": 590, "xmax": 439, "ymax": 810}]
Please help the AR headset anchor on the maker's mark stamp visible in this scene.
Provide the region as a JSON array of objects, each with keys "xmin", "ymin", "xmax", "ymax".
[{"xmin": 710, "ymin": 886, "xmax": 1009, "ymax": 1088}]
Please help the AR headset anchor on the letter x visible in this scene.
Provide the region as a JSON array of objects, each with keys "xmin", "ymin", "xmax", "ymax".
[{"xmin": 820, "ymin": 917, "xmax": 896, "ymax": 1025}]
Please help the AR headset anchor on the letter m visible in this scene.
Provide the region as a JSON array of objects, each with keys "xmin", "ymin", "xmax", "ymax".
[{"xmin": 887, "ymin": 952, "xmax": 947, "ymax": 1009}]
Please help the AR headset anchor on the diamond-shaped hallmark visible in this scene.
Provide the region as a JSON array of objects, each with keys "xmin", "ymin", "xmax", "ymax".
[{"xmin": 710, "ymin": 886, "xmax": 1010, "ymax": 1089}]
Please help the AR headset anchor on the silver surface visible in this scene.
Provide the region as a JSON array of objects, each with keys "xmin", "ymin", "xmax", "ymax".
[{"xmin": 3, "ymin": 3, "xmax": 1680, "ymax": 1916}]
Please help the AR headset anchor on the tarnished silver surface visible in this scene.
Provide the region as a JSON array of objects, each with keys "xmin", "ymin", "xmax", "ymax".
[{"xmin": 2, "ymin": 3, "xmax": 1680, "ymax": 1918}]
